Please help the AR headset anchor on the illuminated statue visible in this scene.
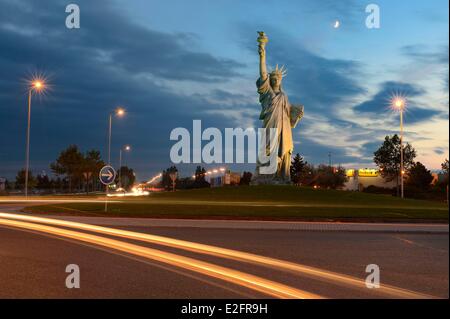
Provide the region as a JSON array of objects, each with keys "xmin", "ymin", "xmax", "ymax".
[{"xmin": 252, "ymin": 32, "xmax": 304, "ymax": 184}]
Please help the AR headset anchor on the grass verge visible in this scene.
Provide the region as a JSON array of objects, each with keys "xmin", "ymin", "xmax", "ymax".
[{"xmin": 22, "ymin": 186, "xmax": 448, "ymax": 222}]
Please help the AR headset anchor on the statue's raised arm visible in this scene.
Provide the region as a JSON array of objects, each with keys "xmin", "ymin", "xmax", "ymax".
[{"xmin": 257, "ymin": 31, "xmax": 268, "ymax": 81}]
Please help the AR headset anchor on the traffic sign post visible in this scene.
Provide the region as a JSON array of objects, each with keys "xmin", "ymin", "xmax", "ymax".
[
  {"xmin": 99, "ymin": 165, "xmax": 116, "ymax": 212},
  {"xmin": 169, "ymin": 171, "xmax": 178, "ymax": 192},
  {"xmin": 99, "ymin": 165, "xmax": 116, "ymax": 185}
]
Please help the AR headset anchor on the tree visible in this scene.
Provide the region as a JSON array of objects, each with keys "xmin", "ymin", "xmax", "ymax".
[
  {"xmin": 161, "ymin": 166, "xmax": 178, "ymax": 190},
  {"xmin": 240, "ymin": 171, "xmax": 253, "ymax": 186},
  {"xmin": 115, "ymin": 166, "xmax": 136, "ymax": 191},
  {"xmin": 192, "ymin": 166, "xmax": 210, "ymax": 188},
  {"xmin": 374, "ymin": 135, "xmax": 416, "ymax": 196},
  {"xmin": 442, "ymin": 159, "xmax": 449, "ymax": 202},
  {"xmin": 82, "ymin": 150, "xmax": 105, "ymax": 193},
  {"xmin": 194, "ymin": 166, "xmax": 207, "ymax": 183},
  {"xmin": 5, "ymin": 179, "xmax": 12, "ymax": 191},
  {"xmin": 315, "ymin": 165, "xmax": 347, "ymax": 189},
  {"xmin": 50, "ymin": 145, "xmax": 84, "ymax": 192},
  {"xmin": 299, "ymin": 164, "xmax": 316, "ymax": 186},
  {"xmin": 50, "ymin": 146, "xmax": 105, "ymax": 193},
  {"xmin": 290, "ymin": 153, "xmax": 307, "ymax": 185},
  {"xmin": 442, "ymin": 159, "xmax": 449, "ymax": 173},
  {"xmin": 36, "ymin": 173, "xmax": 52, "ymax": 190},
  {"xmin": 15, "ymin": 169, "xmax": 37, "ymax": 191},
  {"xmin": 442, "ymin": 159, "xmax": 449, "ymax": 183},
  {"xmin": 53, "ymin": 177, "xmax": 69, "ymax": 193},
  {"xmin": 407, "ymin": 162, "xmax": 433, "ymax": 189}
]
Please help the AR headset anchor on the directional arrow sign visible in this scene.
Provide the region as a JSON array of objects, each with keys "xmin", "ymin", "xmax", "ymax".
[{"xmin": 99, "ymin": 165, "xmax": 116, "ymax": 185}]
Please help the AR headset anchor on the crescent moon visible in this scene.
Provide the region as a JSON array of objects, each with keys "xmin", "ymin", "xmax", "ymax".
[{"xmin": 334, "ymin": 20, "xmax": 340, "ymax": 28}]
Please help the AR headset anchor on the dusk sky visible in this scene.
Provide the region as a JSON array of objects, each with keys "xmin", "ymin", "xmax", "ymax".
[{"xmin": 0, "ymin": 0, "xmax": 448, "ymax": 181}]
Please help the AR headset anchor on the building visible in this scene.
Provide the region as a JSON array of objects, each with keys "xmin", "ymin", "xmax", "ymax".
[
  {"xmin": 208, "ymin": 170, "xmax": 241, "ymax": 187},
  {"xmin": 344, "ymin": 168, "xmax": 396, "ymax": 191}
]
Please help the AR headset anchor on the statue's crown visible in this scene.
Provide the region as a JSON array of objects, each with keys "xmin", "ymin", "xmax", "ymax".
[{"xmin": 270, "ymin": 64, "xmax": 287, "ymax": 78}]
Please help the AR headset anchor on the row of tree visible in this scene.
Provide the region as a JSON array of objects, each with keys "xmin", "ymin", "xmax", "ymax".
[
  {"xmin": 290, "ymin": 154, "xmax": 347, "ymax": 189},
  {"xmin": 156, "ymin": 134, "xmax": 442, "ymax": 192},
  {"xmin": 374, "ymin": 135, "xmax": 448, "ymax": 194},
  {"xmin": 289, "ymin": 134, "xmax": 449, "ymax": 196},
  {"xmin": 50, "ymin": 145, "xmax": 105, "ymax": 193},
  {"xmin": 10, "ymin": 145, "xmax": 135, "ymax": 194},
  {"xmin": 156, "ymin": 166, "xmax": 254, "ymax": 190},
  {"xmin": 7, "ymin": 136, "xmax": 447, "ymax": 198}
]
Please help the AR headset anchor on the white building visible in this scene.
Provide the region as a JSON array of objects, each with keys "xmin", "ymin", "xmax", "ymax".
[
  {"xmin": 344, "ymin": 169, "xmax": 396, "ymax": 191},
  {"xmin": 207, "ymin": 170, "xmax": 241, "ymax": 187}
]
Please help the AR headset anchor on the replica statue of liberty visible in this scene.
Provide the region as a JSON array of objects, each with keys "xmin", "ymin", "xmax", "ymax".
[{"xmin": 252, "ymin": 32, "xmax": 304, "ymax": 185}]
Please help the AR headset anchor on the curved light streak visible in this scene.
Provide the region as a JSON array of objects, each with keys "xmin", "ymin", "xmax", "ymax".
[
  {"xmin": 0, "ymin": 213, "xmax": 431, "ymax": 298},
  {"xmin": 0, "ymin": 217, "xmax": 320, "ymax": 299}
]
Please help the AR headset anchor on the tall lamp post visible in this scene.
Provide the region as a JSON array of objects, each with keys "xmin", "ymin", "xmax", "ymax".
[
  {"xmin": 393, "ymin": 97, "xmax": 406, "ymax": 199},
  {"xmin": 105, "ymin": 107, "xmax": 125, "ymax": 205},
  {"xmin": 108, "ymin": 107, "xmax": 125, "ymax": 165},
  {"xmin": 118, "ymin": 145, "xmax": 131, "ymax": 189},
  {"xmin": 24, "ymin": 80, "xmax": 45, "ymax": 198}
]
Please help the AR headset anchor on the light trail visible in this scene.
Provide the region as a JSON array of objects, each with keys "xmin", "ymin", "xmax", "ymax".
[
  {"xmin": 0, "ymin": 217, "xmax": 320, "ymax": 299},
  {"xmin": 0, "ymin": 212, "xmax": 432, "ymax": 298},
  {"xmin": 0, "ymin": 199, "xmax": 122, "ymax": 203}
]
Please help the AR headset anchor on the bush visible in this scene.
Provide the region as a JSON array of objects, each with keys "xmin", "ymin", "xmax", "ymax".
[
  {"xmin": 407, "ymin": 162, "xmax": 433, "ymax": 189},
  {"xmin": 363, "ymin": 184, "xmax": 446, "ymax": 202},
  {"xmin": 404, "ymin": 185, "xmax": 447, "ymax": 202},
  {"xmin": 363, "ymin": 185, "xmax": 396, "ymax": 195},
  {"xmin": 315, "ymin": 165, "xmax": 347, "ymax": 189}
]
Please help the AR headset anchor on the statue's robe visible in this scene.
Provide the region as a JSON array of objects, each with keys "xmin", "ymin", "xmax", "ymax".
[{"xmin": 253, "ymin": 76, "xmax": 304, "ymax": 183}]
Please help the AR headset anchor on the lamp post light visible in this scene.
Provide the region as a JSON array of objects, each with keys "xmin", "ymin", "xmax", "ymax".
[
  {"xmin": 24, "ymin": 80, "xmax": 45, "ymax": 198},
  {"xmin": 108, "ymin": 107, "xmax": 125, "ymax": 165},
  {"xmin": 392, "ymin": 97, "xmax": 406, "ymax": 199},
  {"xmin": 105, "ymin": 107, "xmax": 125, "ymax": 203},
  {"xmin": 118, "ymin": 145, "xmax": 131, "ymax": 189}
]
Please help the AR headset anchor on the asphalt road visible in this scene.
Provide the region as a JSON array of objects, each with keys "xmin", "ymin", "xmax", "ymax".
[{"xmin": 0, "ymin": 211, "xmax": 448, "ymax": 299}]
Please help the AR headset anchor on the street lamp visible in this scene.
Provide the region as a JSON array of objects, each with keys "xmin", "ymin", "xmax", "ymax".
[
  {"xmin": 118, "ymin": 145, "xmax": 131, "ymax": 189},
  {"xmin": 107, "ymin": 107, "xmax": 125, "ymax": 165},
  {"xmin": 391, "ymin": 96, "xmax": 406, "ymax": 199},
  {"xmin": 105, "ymin": 107, "xmax": 125, "ymax": 203},
  {"xmin": 24, "ymin": 80, "xmax": 46, "ymax": 198}
]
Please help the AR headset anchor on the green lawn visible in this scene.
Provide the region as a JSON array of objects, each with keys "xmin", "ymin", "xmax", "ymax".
[{"xmin": 22, "ymin": 186, "xmax": 449, "ymax": 222}]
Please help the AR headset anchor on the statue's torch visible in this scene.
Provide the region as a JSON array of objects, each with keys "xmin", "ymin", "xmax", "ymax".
[{"xmin": 257, "ymin": 31, "xmax": 268, "ymax": 48}]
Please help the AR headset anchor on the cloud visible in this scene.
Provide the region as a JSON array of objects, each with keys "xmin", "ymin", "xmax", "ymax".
[
  {"xmin": 0, "ymin": 0, "xmax": 248, "ymax": 179},
  {"xmin": 354, "ymin": 81, "xmax": 424, "ymax": 113},
  {"xmin": 353, "ymin": 81, "xmax": 443, "ymax": 124},
  {"xmin": 400, "ymin": 44, "xmax": 449, "ymax": 91},
  {"xmin": 296, "ymin": 136, "xmax": 369, "ymax": 167},
  {"xmin": 0, "ymin": 0, "xmax": 447, "ymax": 179},
  {"xmin": 401, "ymin": 45, "xmax": 449, "ymax": 65},
  {"xmin": 360, "ymin": 141, "xmax": 383, "ymax": 158},
  {"xmin": 0, "ymin": 0, "xmax": 244, "ymax": 83}
]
